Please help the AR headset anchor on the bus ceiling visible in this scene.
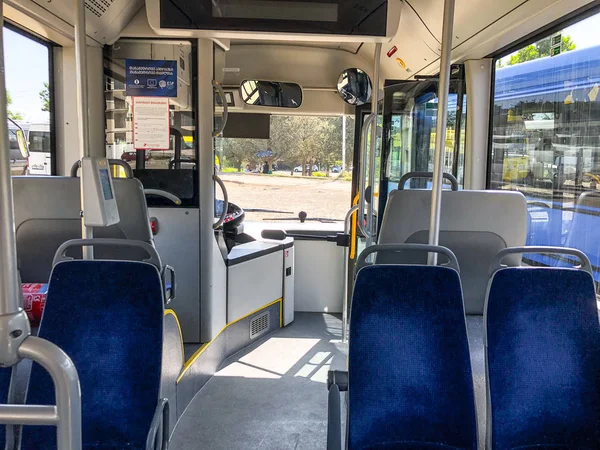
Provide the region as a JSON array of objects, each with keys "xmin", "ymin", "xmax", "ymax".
[{"xmin": 3, "ymin": 0, "xmax": 595, "ymax": 81}]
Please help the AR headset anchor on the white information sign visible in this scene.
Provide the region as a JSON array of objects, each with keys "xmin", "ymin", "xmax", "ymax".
[{"xmin": 133, "ymin": 97, "xmax": 170, "ymax": 150}]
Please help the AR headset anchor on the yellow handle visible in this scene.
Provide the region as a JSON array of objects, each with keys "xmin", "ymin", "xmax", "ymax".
[{"xmin": 350, "ymin": 193, "xmax": 360, "ymax": 259}]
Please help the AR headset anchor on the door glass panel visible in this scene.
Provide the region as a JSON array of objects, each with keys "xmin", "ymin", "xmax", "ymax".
[{"xmin": 382, "ymin": 80, "xmax": 466, "ymax": 193}]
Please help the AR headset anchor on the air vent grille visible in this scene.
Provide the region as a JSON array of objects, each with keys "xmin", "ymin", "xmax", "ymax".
[
  {"xmin": 250, "ymin": 311, "xmax": 270, "ymax": 340},
  {"xmin": 85, "ymin": 0, "xmax": 113, "ymax": 18}
]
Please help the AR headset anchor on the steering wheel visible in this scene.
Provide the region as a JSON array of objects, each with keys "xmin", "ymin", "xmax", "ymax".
[
  {"xmin": 144, "ymin": 189, "xmax": 182, "ymax": 206},
  {"xmin": 215, "ymin": 200, "xmax": 245, "ymax": 230}
]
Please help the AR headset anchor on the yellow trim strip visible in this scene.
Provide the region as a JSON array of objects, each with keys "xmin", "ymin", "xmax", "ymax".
[
  {"xmin": 350, "ymin": 193, "xmax": 360, "ymax": 259},
  {"xmin": 280, "ymin": 300, "xmax": 283, "ymax": 328},
  {"xmin": 176, "ymin": 298, "xmax": 283, "ymax": 383},
  {"xmin": 164, "ymin": 309, "xmax": 185, "ymax": 359}
]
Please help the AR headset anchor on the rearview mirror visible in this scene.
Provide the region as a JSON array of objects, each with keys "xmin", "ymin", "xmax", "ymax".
[
  {"xmin": 337, "ymin": 68, "xmax": 372, "ymax": 106},
  {"xmin": 240, "ymin": 80, "xmax": 302, "ymax": 108}
]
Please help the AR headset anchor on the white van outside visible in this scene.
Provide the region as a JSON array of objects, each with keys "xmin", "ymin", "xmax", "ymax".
[{"xmin": 27, "ymin": 122, "xmax": 51, "ymax": 175}]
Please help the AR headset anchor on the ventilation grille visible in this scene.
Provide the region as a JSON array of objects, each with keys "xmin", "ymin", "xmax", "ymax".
[
  {"xmin": 85, "ymin": 0, "xmax": 114, "ymax": 18},
  {"xmin": 250, "ymin": 311, "xmax": 270, "ymax": 340}
]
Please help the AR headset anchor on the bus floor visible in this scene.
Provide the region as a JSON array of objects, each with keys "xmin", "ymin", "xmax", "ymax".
[
  {"xmin": 170, "ymin": 313, "xmax": 486, "ymax": 449},
  {"xmin": 171, "ymin": 313, "xmax": 348, "ymax": 449}
]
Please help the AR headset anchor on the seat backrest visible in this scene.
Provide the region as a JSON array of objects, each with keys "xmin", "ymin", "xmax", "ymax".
[
  {"xmin": 378, "ymin": 190, "xmax": 527, "ymax": 313},
  {"xmin": 0, "ymin": 367, "xmax": 12, "ymax": 448},
  {"xmin": 565, "ymin": 191, "xmax": 600, "ymax": 271},
  {"xmin": 348, "ymin": 264, "xmax": 477, "ymax": 449},
  {"xmin": 486, "ymin": 265, "xmax": 600, "ymax": 448},
  {"xmin": 13, "ymin": 176, "xmax": 154, "ymax": 282},
  {"xmin": 22, "ymin": 260, "xmax": 164, "ymax": 449}
]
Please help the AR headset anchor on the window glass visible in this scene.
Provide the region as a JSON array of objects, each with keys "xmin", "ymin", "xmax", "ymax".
[
  {"xmin": 491, "ymin": 13, "xmax": 600, "ymax": 289},
  {"xmin": 104, "ymin": 40, "xmax": 195, "ymax": 172},
  {"xmin": 216, "ymin": 115, "xmax": 354, "ymax": 223},
  {"xmin": 383, "ymin": 80, "xmax": 466, "ymax": 193},
  {"xmin": 4, "ymin": 27, "xmax": 53, "ymax": 175},
  {"xmin": 104, "ymin": 40, "xmax": 198, "ymax": 207}
]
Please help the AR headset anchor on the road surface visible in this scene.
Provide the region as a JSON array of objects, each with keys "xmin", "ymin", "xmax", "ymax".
[{"xmin": 219, "ymin": 172, "xmax": 352, "ymax": 222}]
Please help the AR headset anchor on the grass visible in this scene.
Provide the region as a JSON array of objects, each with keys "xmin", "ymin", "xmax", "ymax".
[{"xmin": 220, "ymin": 167, "xmax": 353, "ymax": 181}]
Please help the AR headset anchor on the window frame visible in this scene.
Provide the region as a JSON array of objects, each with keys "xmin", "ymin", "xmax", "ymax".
[
  {"xmin": 4, "ymin": 20, "xmax": 57, "ymax": 175},
  {"xmin": 486, "ymin": 1, "xmax": 600, "ymax": 188}
]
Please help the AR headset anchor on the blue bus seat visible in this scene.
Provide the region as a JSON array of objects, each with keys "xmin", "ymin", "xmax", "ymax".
[
  {"xmin": 329, "ymin": 244, "xmax": 478, "ymax": 450},
  {"xmin": 21, "ymin": 260, "xmax": 167, "ymax": 450},
  {"xmin": 0, "ymin": 367, "xmax": 13, "ymax": 448},
  {"xmin": 485, "ymin": 247, "xmax": 600, "ymax": 449}
]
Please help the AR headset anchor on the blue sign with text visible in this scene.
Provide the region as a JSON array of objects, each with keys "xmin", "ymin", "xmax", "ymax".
[{"xmin": 125, "ymin": 59, "xmax": 177, "ymax": 97}]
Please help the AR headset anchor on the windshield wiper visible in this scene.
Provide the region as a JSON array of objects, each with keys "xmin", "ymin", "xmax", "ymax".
[
  {"xmin": 244, "ymin": 208, "xmax": 293, "ymax": 214},
  {"xmin": 263, "ymin": 217, "xmax": 342, "ymax": 223}
]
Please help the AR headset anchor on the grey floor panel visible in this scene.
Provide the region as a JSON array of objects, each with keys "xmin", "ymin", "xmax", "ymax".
[
  {"xmin": 172, "ymin": 313, "xmax": 486, "ymax": 450},
  {"xmin": 171, "ymin": 313, "xmax": 347, "ymax": 450}
]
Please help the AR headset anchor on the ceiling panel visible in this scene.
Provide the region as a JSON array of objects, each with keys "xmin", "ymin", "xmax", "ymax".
[
  {"xmin": 408, "ymin": 0, "xmax": 534, "ymax": 50},
  {"xmin": 30, "ymin": 0, "xmax": 143, "ymax": 44}
]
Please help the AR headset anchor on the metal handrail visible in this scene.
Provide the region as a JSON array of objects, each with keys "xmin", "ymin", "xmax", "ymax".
[
  {"xmin": 213, "ymin": 81, "xmax": 229, "ymax": 137},
  {"xmin": 427, "ymin": 0, "xmax": 456, "ymax": 265},
  {"xmin": 213, "ymin": 175, "xmax": 229, "ymax": 229},
  {"xmin": 366, "ymin": 43, "xmax": 382, "ymax": 247},
  {"xmin": 71, "ymin": 159, "xmax": 133, "ymax": 178},
  {"xmin": 357, "ymin": 113, "xmax": 376, "ymax": 238},
  {"xmin": 0, "ymin": 2, "xmax": 83, "ymax": 447}
]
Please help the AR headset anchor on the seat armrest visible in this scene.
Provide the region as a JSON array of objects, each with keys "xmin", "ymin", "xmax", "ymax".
[
  {"xmin": 146, "ymin": 398, "xmax": 169, "ymax": 450},
  {"xmin": 328, "ymin": 370, "xmax": 348, "ymax": 392}
]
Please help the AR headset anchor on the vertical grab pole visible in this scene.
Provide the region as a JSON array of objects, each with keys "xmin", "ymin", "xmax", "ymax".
[
  {"xmin": 0, "ymin": 3, "xmax": 82, "ymax": 448},
  {"xmin": 366, "ymin": 44, "xmax": 382, "ymax": 248},
  {"xmin": 74, "ymin": 0, "xmax": 93, "ymax": 258},
  {"xmin": 0, "ymin": 4, "xmax": 22, "ymax": 319},
  {"xmin": 428, "ymin": 0, "xmax": 456, "ymax": 265}
]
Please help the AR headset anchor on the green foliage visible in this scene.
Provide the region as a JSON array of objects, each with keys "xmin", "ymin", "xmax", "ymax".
[
  {"xmin": 39, "ymin": 82, "xmax": 50, "ymax": 112},
  {"xmin": 221, "ymin": 115, "xmax": 356, "ymax": 176},
  {"xmin": 507, "ymin": 34, "xmax": 576, "ymax": 66},
  {"xmin": 6, "ymin": 91, "xmax": 22, "ymax": 121}
]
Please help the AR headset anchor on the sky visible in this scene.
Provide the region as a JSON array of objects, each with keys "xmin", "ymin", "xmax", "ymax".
[{"xmin": 3, "ymin": 28, "xmax": 49, "ymax": 123}]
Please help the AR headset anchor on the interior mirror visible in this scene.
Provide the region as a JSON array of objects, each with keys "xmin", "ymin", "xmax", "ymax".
[
  {"xmin": 240, "ymin": 80, "xmax": 302, "ymax": 108},
  {"xmin": 337, "ymin": 68, "xmax": 372, "ymax": 106}
]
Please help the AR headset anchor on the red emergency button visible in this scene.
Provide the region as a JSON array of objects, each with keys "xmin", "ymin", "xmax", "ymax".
[{"xmin": 150, "ymin": 217, "xmax": 159, "ymax": 235}]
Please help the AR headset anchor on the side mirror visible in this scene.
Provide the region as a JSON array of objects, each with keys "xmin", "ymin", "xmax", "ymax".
[
  {"xmin": 16, "ymin": 129, "xmax": 28, "ymax": 158},
  {"xmin": 337, "ymin": 68, "xmax": 372, "ymax": 106},
  {"xmin": 8, "ymin": 118, "xmax": 29, "ymax": 158}
]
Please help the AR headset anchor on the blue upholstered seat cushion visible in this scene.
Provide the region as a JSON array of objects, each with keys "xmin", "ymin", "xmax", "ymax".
[
  {"xmin": 486, "ymin": 268, "xmax": 600, "ymax": 449},
  {"xmin": 22, "ymin": 260, "xmax": 164, "ymax": 450},
  {"xmin": 348, "ymin": 265, "xmax": 477, "ymax": 450}
]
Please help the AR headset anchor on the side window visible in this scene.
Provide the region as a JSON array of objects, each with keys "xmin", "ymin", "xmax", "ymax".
[
  {"xmin": 4, "ymin": 25, "xmax": 54, "ymax": 176},
  {"xmin": 490, "ymin": 13, "xmax": 600, "ymax": 291}
]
